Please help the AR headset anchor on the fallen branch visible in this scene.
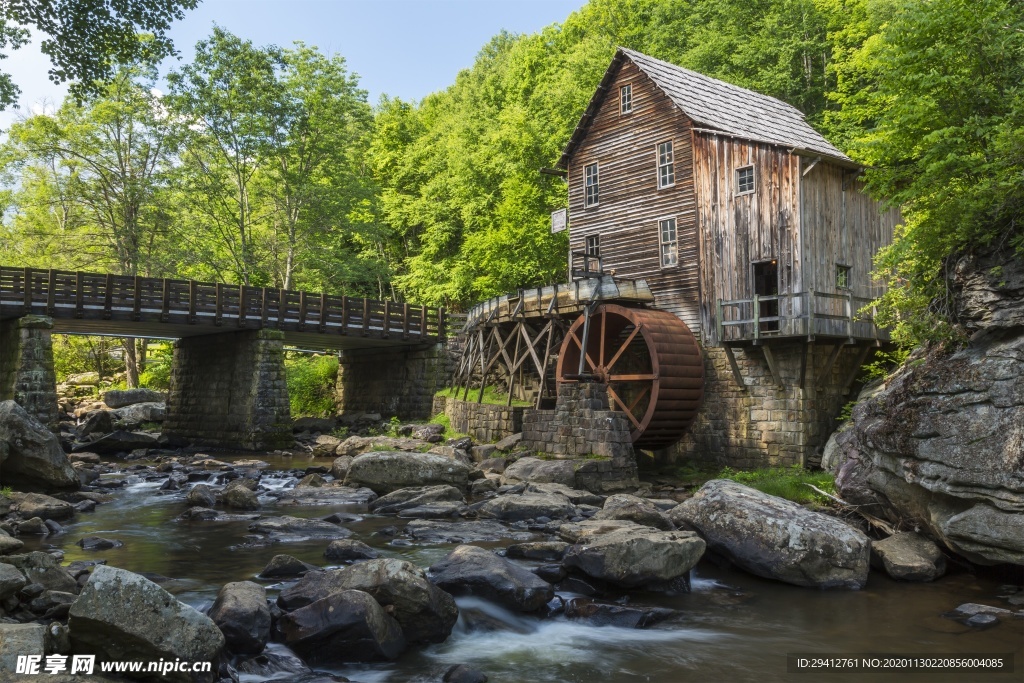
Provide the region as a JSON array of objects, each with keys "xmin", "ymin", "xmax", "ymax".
[{"xmin": 803, "ymin": 483, "xmax": 896, "ymax": 535}]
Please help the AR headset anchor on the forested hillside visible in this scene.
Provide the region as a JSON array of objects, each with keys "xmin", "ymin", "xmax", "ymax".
[{"xmin": 2, "ymin": 0, "xmax": 1021, "ymax": 351}]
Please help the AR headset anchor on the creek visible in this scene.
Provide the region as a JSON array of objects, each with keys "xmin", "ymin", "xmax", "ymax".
[{"xmin": 21, "ymin": 454, "xmax": 1024, "ymax": 683}]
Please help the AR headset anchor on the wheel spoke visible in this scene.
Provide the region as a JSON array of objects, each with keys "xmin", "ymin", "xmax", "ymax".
[
  {"xmin": 609, "ymin": 373, "xmax": 656, "ymax": 381},
  {"xmin": 567, "ymin": 327, "xmax": 598, "ymax": 373},
  {"xmin": 604, "ymin": 323, "xmax": 642, "ymax": 373},
  {"xmin": 599, "ymin": 310, "xmax": 606, "ymax": 367},
  {"xmin": 607, "ymin": 384, "xmax": 642, "ymax": 430},
  {"xmin": 626, "ymin": 385, "xmax": 651, "ymax": 414}
]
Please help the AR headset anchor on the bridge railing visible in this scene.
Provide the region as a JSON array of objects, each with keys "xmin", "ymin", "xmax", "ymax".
[{"xmin": 0, "ymin": 267, "xmax": 446, "ymax": 341}]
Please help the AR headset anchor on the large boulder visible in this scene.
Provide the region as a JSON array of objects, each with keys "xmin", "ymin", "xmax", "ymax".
[
  {"xmin": 828, "ymin": 249, "xmax": 1024, "ymax": 566},
  {"xmin": 112, "ymin": 402, "xmax": 166, "ymax": 425},
  {"xmin": 674, "ymin": 480, "xmax": 870, "ymax": 589},
  {"xmin": 208, "ymin": 581, "xmax": 271, "ymax": 655},
  {"xmin": 277, "ymin": 560, "xmax": 457, "ymax": 645},
  {"xmin": 475, "ymin": 492, "xmax": 576, "ymax": 522},
  {"xmin": 591, "ymin": 493, "xmax": 674, "ymax": 530},
  {"xmin": 331, "ymin": 455, "xmax": 353, "ymax": 480},
  {"xmin": 102, "ymin": 388, "xmax": 165, "ymax": 408},
  {"xmin": 500, "ymin": 457, "xmax": 576, "ymax": 487},
  {"xmin": 1, "ymin": 551, "xmax": 78, "ymax": 592},
  {"xmin": 369, "ymin": 485, "xmax": 465, "ymax": 514},
  {"xmin": 871, "ymin": 532, "xmax": 946, "ymax": 582},
  {"xmin": 76, "ymin": 430, "xmax": 157, "ymax": 455},
  {"xmin": 0, "ymin": 400, "xmax": 79, "ymax": 489},
  {"xmin": 14, "ymin": 492, "xmax": 75, "ymax": 521},
  {"xmin": 79, "ymin": 409, "xmax": 114, "ymax": 437},
  {"xmin": 276, "ymin": 485, "xmax": 377, "ymax": 506},
  {"xmin": 0, "ymin": 562, "xmax": 27, "ymax": 600},
  {"xmin": 221, "ymin": 482, "xmax": 260, "ymax": 510},
  {"xmin": 324, "ymin": 539, "xmax": 380, "ymax": 562},
  {"xmin": 429, "ymin": 545, "xmax": 553, "ymax": 612},
  {"xmin": 260, "ymin": 554, "xmax": 319, "ymax": 578},
  {"xmin": 0, "ymin": 623, "xmax": 46, "ymax": 674},
  {"xmin": 562, "ymin": 528, "xmax": 705, "ymax": 588},
  {"xmin": 248, "ymin": 516, "xmax": 352, "ymax": 541},
  {"xmin": 69, "ymin": 565, "xmax": 225, "ymax": 682},
  {"xmin": 404, "ymin": 519, "xmax": 533, "ymax": 544},
  {"xmin": 346, "ymin": 451, "xmax": 470, "ymax": 494},
  {"xmin": 275, "ymin": 590, "xmax": 406, "ymax": 663},
  {"xmin": 186, "ymin": 483, "xmax": 217, "ymax": 508}
]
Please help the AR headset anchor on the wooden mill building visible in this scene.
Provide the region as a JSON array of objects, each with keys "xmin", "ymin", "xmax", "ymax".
[{"xmin": 554, "ymin": 48, "xmax": 901, "ymax": 467}]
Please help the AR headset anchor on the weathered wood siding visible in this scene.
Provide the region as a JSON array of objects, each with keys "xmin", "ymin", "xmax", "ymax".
[
  {"xmin": 800, "ymin": 161, "xmax": 900, "ymax": 335},
  {"xmin": 567, "ymin": 59, "xmax": 702, "ymax": 338},
  {"xmin": 692, "ymin": 133, "xmax": 801, "ymax": 343}
]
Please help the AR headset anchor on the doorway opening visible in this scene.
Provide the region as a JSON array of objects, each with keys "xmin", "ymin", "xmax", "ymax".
[{"xmin": 753, "ymin": 260, "xmax": 779, "ymax": 333}]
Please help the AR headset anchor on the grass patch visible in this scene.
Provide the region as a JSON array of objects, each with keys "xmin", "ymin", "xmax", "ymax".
[
  {"xmin": 428, "ymin": 413, "xmax": 468, "ymax": 440},
  {"xmin": 435, "ymin": 386, "xmax": 532, "ymax": 408},
  {"xmin": 285, "ymin": 353, "xmax": 339, "ymax": 418},
  {"xmin": 716, "ymin": 465, "xmax": 837, "ymax": 506}
]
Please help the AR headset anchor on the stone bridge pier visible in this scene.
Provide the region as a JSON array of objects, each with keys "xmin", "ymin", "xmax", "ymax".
[
  {"xmin": 163, "ymin": 329, "xmax": 292, "ymax": 450},
  {"xmin": 335, "ymin": 344, "xmax": 452, "ymax": 420},
  {"xmin": 0, "ymin": 315, "xmax": 58, "ymax": 430}
]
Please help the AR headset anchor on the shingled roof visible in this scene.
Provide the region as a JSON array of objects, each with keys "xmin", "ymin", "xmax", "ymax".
[{"xmin": 558, "ymin": 48, "xmax": 851, "ymax": 168}]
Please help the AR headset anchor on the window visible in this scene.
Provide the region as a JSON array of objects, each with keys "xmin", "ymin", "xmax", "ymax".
[
  {"xmin": 657, "ymin": 141, "xmax": 675, "ymax": 188},
  {"xmin": 585, "ymin": 234, "xmax": 601, "ymax": 257},
  {"xmin": 836, "ymin": 264, "xmax": 851, "ymax": 290},
  {"xmin": 736, "ymin": 165, "xmax": 755, "ymax": 194},
  {"xmin": 584, "ymin": 163, "xmax": 599, "ymax": 206},
  {"xmin": 620, "ymin": 84, "xmax": 633, "ymax": 114},
  {"xmin": 659, "ymin": 218, "xmax": 678, "ymax": 268}
]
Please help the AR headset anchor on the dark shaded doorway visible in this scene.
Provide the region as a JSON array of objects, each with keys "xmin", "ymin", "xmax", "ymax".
[{"xmin": 753, "ymin": 260, "xmax": 779, "ymax": 332}]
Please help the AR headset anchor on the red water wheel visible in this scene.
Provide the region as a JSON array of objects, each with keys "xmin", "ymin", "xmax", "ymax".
[{"xmin": 555, "ymin": 304, "xmax": 704, "ymax": 450}]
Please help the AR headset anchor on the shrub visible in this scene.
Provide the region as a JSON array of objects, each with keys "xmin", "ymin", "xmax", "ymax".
[
  {"xmin": 285, "ymin": 353, "xmax": 339, "ymax": 418},
  {"xmin": 716, "ymin": 465, "xmax": 837, "ymax": 506}
]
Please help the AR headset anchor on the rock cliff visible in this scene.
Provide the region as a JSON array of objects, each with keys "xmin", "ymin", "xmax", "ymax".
[{"xmin": 827, "ymin": 249, "xmax": 1024, "ymax": 565}]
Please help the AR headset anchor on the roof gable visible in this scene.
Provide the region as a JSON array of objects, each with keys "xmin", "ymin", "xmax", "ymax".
[{"xmin": 558, "ymin": 48, "xmax": 850, "ymax": 168}]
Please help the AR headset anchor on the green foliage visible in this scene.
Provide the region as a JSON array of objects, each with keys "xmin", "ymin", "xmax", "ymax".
[
  {"xmin": 716, "ymin": 465, "xmax": 837, "ymax": 506},
  {"xmin": 138, "ymin": 342, "xmax": 173, "ymax": 390},
  {"xmin": 434, "ymin": 385, "xmax": 531, "ymax": 407},
  {"xmin": 428, "ymin": 412, "xmax": 468, "ymax": 440},
  {"xmin": 285, "ymin": 353, "xmax": 338, "ymax": 418},
  {"xmin": 833, "ymin": 0, "xmax": 1024, "ymax": 347},
  {"xmin": 0, "ymin": 1, "xmax": 198, "ymax": 109},
  {"xmin": 52, "ymin": 335, "xmax": 121, "ymax": 383}
]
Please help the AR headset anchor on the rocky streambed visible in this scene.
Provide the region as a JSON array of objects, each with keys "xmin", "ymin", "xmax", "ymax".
[{"xmin": 0, "ymin": 429, "xmax": 1022, "ymax": 683}]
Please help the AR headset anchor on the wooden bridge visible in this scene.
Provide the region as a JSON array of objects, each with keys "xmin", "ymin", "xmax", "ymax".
[{"xmin": 0, "ymin": 267, "xmax": 447, "ymax": 349}]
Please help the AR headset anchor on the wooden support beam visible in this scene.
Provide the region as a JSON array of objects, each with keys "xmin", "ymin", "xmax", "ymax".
[
  {"xmin": 319, "ymin": 292, "xmax": 328, "ymax": 332},
  {"xmin": 260, "ymin": 287, "xmax": 269, "ymax": 327},
  {"xmin": 762, "ymin": 344, "xmax": 783, "ymax": 388},
  {"xmin": 278, "ymin": 288, "xmax": 288, "ymax": 327},
  {"xmin": 298, "ymin": 291, "xmax": 308, "ymax": 330},
  {"xmin": 722, "ymin": 345, "xmax": 747, "ymax": 392},
  {"xmin": 214, "ymin": 283, "xmax": 224, "ymax": 326},
  {"xmin": 132, "ymin": 276, "xmax": 142, "ymax": 321},
  {"xmin": 237, "ymin": 286, "xmax": 247, "ymax": 327},
  {"xmin": 362, "ymin": 299, "xmax": 370, "ymax": 337},
  {"xmin": 103, "ymin": 273, "xmax": 113, "ymax": 319},
  {"xmin": 402, "ymin": 303, "xmax": 410, "ymax": 340},
  {"xmin": 817, "ymin": 343, "xmax": 845, "ymax": 390},
  {"xmin": 188, "ymin": 280, "xmax": 197, "ymax": 324},
  {"xmin": 339, "ymin": 296, "xmax": 349, "ymax": 335},
  {"xmin": 160, "ymin": 277, "xmax": 169, "ymax": 322},
  {"xmin": 46, "ymin": 270, "xmax": 56, "ymax": 316},
  {"xmin": 22, "ymin": 267, "xmax": 32, "ymax": 313},
  {"xmin": 841, "ymin": 345, "xmax": 873, "ymax": 396}
]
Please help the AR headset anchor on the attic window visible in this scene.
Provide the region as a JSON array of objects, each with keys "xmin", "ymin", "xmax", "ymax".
[
  {"xmin": 657, "ymin": 141, "xmax": 675, "ymax": 188},
  {"xmin": 584, "ymin": 163, "xmax": 599, "ymax": 207},
  {"xmin": 736, "ymin": 165, "xmax": 755, "ymax": 195},
  {"xmin": 620, "ymin": 84, "xmax": 633, "ymax": 114}
]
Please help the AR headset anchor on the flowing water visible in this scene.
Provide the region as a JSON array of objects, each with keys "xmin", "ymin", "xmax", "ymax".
[{"xmin": 21, "ymin": 455, "xmax": 1024, "ymax": 683}]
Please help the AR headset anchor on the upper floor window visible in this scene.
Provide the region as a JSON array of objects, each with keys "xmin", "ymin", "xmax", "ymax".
[
  {"xmin": 836, "ymin": 264, "xmax": 852, "ymax": 290},
  {"xmin": 659, "ymin": 218, "xmax": 678, "ymax": 268},
  {"xmin": 620, "ymin": 84, "xmax": 633, "ymax": 114},
  {"xmin": 584, "ymin": 163, "xmax": 599, "ymax": 206},
  {"xmin": 585, "ymin": 234, "xmax": 601, "ymax": 257},
  {"xmin": 657, "ymin": 141, "xmax": 675, "ymax": 188},
  {"xmin": 736, "ymin": 165, "xmax": 755, "ymax": 195}
]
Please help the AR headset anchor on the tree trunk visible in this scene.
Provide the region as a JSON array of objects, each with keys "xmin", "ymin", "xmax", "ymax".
[{"xmin": 122, "ymin": 338, "xmax": 140, "ymax": 388}]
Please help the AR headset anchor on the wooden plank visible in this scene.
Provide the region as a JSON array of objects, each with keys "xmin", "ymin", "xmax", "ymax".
[
  {"xmin": 298, "ymin": 291, "xmax": 308, "ymax": 330},
  {"xmin": 419, "ymin": 305, "xmax": 427, "ymax": 339},
  {"xmin": 382, "ymin": 300, "xmax": 390, "ymax": 338},
  {"xmin": 161, "ymin": 278, "xmax": 170, "ymax": 321},
  {"xmin": 362, "ymin": 298, "xmax": 370, "ymax": 337},
  {"xmin": 402, "ymin": 303, "xmax": 410, "ymax": 340},
  {"xmin": 188, "ymin": 280, "xmax": 197, "ymax": 324},
  {"xmin": 132, "ymin": 276, "xmax": 142, "ymax": 320},
  {"xmin": 76, "ymin": 272, "xmax": 85, "ymax": 318},
  {"xmin": 102, "ymin": 274, "xmax": 114, "ymax": 319},
  {"xmin": 841, "ymin": 345, "xmax": 872, "ymax": 395},
  {"xmin": 817, "ymin": 343, "xmax": 845, "ymax": 390},
  {"xmin": 340, "ymin": 296, "xmax": 349, "ymax": 335},
  {"xmin": 319, "ymin": 292, "xmax": 328, "ymax": 332},
  {"xmin": 260, "ymin": 287, "xmax": 269, "ymax": 327},
  {"xmin": 22, "ymin": 267, "xmax": 32, "ymax": 312},
  {"xmin": 278, "ymin": 288, "xmax": 288, "ymax": 327},
  {"xmin": 237, "ymin": 286, "xmax": 247, "ymax": 327},
  {"xmin": 215, "ymin": 283, "xmax": 224, "ymax": 326},
  {"xmin": 762, "ymin": 345, "xmax": 783, "ymax": 387},
  {"xmin": 46, "ymin": 270, "xmax": 56, "ymax": 315},
  {"xmin": 722, "ymin": 345, "xmax": 746, "ymax": 391}
]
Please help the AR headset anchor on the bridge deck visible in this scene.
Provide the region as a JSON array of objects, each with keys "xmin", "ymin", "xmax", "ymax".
[{"xmin": 0, "ymin": 267, "xmax": 446, "ymax": 350}]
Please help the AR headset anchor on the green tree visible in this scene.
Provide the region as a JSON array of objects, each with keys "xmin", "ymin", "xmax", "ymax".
[
  {"xmin": 0, "ymin": 0, "xmax": 199, "ymax": 109},
  {"xmin": 832, "ymin": 0, "xmax": 1024, "ymax": 345}
]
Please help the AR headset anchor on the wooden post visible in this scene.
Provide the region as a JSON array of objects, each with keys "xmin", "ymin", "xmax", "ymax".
[
  {"xmin": 133, "ymin": 275, "xmax": 142, "ymax": 321},
  {"xmin": 22, "ymin": 267, "xmax": 32, "ymax": 313},
  {"xmin": 75, "ymin": 272, "xmax": 85, "ymax": 318},
  {"xmin": 260, "ymin": 287, "xmax": 269, "ymax": 327},
  {"xmin": 160, "ymin": 278, "xmax": 170, "ymax": 321},
  {"xmin": 214, "ymin": 283, "xmax": 224, "ymax": 326},
  {"xmin": 402, "ymin": 303, "xmax": 410, "ymax": 340},
  {"xmin": 752, "ymin": 294, "xmax": 760, "ymax": 343},
  {"xmin": 319, "ymin": 292, "xmax": 328, "ymax": 332},
  {"xmin": 298, "ymin": 291, "xmax": 308, "ymax": 330},
  {"xmin": 362, "ymin": 299, "xmax": 370, "ymax": 337},
  {"xmin": 715, "ymin": 298, "xmax": 723, "ymax": 345},
  {"xmin": 188, "ymin": 280, "xmax": 197, "ymax": 324},
  {"xmin": 817, "ymin": 344, "xmax": 845, "ymax": 390},
  {"xmin": 847, "ymin": 289, "xmax": 855, "ymax": 341},
  {"xmin": 238, "ymin": 286, "xmax": 247, "ymax": 327},
  {"xmin": 102, "ymin": 273, "xmax": 113, "ymax": 319},
  {"xmin": 46, "ymin": 270, "xmax": 56, "ymax": 315},
  {"xmin": 340, "ymin": 296, "xmax": 349, "ymax": 335},
  {"xmin": 438, "ymin": 308, "xmax": 447, "ymax": 342},
  {"xmin": 722, "ymin": 345, "xmax": 747, "ymax": 391},
  {"xmin": 278, "ymin": 288, "xmax": 288, "ymax": 327},
  {"xmin": 382, "ymin": 300, "xmax": 391, "ymax": 338},
  {"xmin": 762, "ymin": 345, "xmax": 783, "ymax": 388},
  {"xmin": 419, "ymin": 305, "xmax": 427, "ymax": 340},
  {"xmin": 807, "ymin": 289, "xmax": 816, "ymax": 340}
]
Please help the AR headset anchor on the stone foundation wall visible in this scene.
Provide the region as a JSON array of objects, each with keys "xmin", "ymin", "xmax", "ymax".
[
  {"xmin": 522, "ymin": 382, "xmax": 638, "ymax": 490},
  {"xmin": 163, "ymin": 329, "xmax": 291, "ymax": 450},
  {"xmin": 670, "ymin": 342, "xmax": 873, "ymax": 469},
  {"xmin": 0, "ymin": 315, "xmax": 58, "ymax": 430},
  {"xmin": 336, "ymin": 343, "xmax": 452, "ymax": 421},
  {"xmin": 432, "ymin": 395, "xmax": 523, "ymax": 443}
]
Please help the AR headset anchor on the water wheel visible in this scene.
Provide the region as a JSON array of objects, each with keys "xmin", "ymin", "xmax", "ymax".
[{"xmin": 555, "ymin": 304, "xmax": 704, "ymax": 450}]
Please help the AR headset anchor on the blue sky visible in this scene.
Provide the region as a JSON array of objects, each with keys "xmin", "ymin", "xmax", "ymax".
[{"xmin": 1, "ymin": 0, "xmax": 586, "ymax": 128}]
